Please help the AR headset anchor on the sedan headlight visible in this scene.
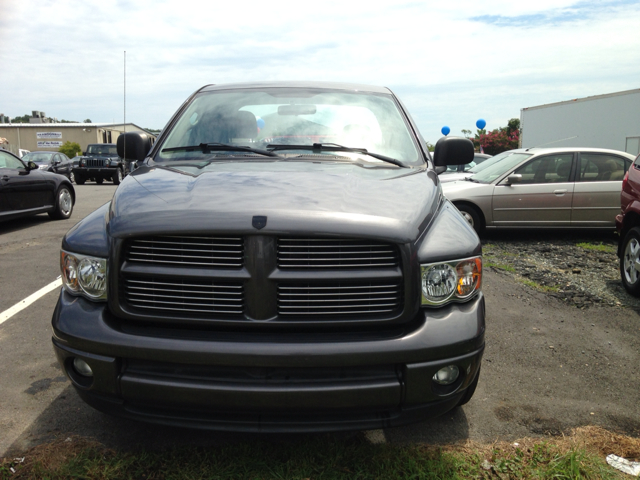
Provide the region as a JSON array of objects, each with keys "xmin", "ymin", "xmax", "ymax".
[
  {"xmin": 38, "ymin": 164, "xmax": 48, "ymax": 170},
  {"xmin": 421, "ymin": 257, "xmax": 482, "ymax": 306},
  {"xmin": 60, "ymin": 251, "xmax": 108, "ymax": 300}
]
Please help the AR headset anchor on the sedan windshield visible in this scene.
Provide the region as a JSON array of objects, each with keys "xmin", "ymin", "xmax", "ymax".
[
  {"xmin": 22, "ymin": 152, "xmax": 54, "ymax": 164},
  {"xmin": 470, "ymin": 151, "xmax": 533, "ymax": 183},
  {"xmin": 157, "ymin": 87, "xmax": 422, "ymax": 166}
]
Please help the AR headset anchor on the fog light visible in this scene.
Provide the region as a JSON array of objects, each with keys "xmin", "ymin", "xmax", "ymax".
[
  {"xmin": 73, "ymin": 358, "xmax": 93, "ymax": 377},
  {"xmin": 433, "ymin": 365, "xmax": 459, "ymax": 385}
]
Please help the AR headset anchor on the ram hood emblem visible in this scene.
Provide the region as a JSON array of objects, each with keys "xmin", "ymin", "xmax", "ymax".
[{"xmin": 252, "ymin": 215, "xmax": 267, "ymax": 230}]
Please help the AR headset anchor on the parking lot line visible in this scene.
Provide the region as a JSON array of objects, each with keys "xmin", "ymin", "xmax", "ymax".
[{"xmin": 0, "ymin": 278, "xmax": 62, "ymax": 326}]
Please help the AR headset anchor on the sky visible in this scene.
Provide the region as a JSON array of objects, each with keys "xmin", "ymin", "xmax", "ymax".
[{"xmin": 1, "ymin": 0, "xmax": 639, "ymax": 144}]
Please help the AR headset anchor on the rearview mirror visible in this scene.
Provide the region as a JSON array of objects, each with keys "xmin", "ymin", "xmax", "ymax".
[
  {"xmin": 277, "ymin": 105, "xmax": 317, "ymax": 116},
  {"xmin": 117, "ymin": 131, "xmax": 153, "ymax": 162},
  {"xmin": 433, "ymin": 137, "xmax": 474, "ymax": 167},
  {"xmin": 506, "ymin": 174, "xmax": 522, "ymax": 184}
]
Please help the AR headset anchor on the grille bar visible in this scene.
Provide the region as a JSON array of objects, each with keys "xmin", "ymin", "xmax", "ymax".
[
  {"xmin": 278, "ymin": 282, "xmax": 403, "ymax": 316},
  {"xmin": 125, "ymin": 236, "xmax": 244, "ymax": 268},
  {"xmin": 278, "ymin": 238, "xmax": 399, "ymax": 269},
  {"xmin": 123, "ymin": 277, "xmax": 244, "ymax": 315}
]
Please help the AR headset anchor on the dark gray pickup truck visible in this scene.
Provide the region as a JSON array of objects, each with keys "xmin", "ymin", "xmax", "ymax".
[{"xmin": 53, "ymin": 81, "xmax": 484, "ymax": 432}]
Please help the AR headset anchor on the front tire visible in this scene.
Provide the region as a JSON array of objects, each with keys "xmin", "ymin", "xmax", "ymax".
[
  {"xmin": 48, "ymin": 186, "xmax": 74, "ymax": 220},
  {"xmin": 113, "ymin": 168, "xmax": 123, "ymax": 185},
  {"xmin": 456, "ymin": 204, "xmax": 484, "ymax": 235},
  {"xmin": 75, "ymin": 175, "xmax": 85, "ymax": 185},
  {"xmin": 621, "ymin": 227, "xmax": 640, "ymax": 296},
  {"xmin": 95, "ymin": 177, "xmax": 104, "ymax": 185}
]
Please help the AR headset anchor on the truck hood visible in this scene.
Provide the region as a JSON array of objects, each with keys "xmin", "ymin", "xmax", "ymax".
[{"xmin": 108, "ymin": 161, "xmax": 440, "ymax": 243}]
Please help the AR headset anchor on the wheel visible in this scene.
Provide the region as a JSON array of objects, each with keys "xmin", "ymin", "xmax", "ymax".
[
  {"xmin": 456, "ymin": 204, "xmax": 484, "ymax": 235},
  {"xmin": 112, "ymin": 168, "xmax": 123, "ymax": 185},
  {"xmin": 75, "ymin": 175, "xmax": 85, "ymax": 185},
  {"xmin": 48, "ymin": 186, "xmax": 74, "ymax": 220},
  {"xmin": 457, "ymin": 366, "xmax": 480, "ymax": 407},
  {"xmin": 620, "ymin": 227, "xmax": 640, "ymax": 296},
  {"xmin": 69, "ymin": 171, "xmax": 75, "ymax": 183},
  {"xmin": 96, "ymin": 177, "xmax": 104, "ymax": 185}
]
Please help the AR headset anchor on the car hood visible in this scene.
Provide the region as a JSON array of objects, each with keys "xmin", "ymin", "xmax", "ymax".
[
  {"xmin": 439, "ymin": 172, "xmax": 472, "ymax": 183},
  {"xmin": 441, "ymin": 179, "xmax": 495, "ymax": 200},
  {"xmin": 108, "ymin": 161, "xmax": 440, "ymax": 243}
]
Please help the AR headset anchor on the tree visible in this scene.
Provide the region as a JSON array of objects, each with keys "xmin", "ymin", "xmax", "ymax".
[
  {"xmin": 83, "ymin": 119, "xmax": 92, "ymax": 123},
  {"xmin": 59, "ymin": 141, "xmax": 82, "ymax": 158},
  {"xmin": 475, "ymin": 118, "xmax": 520, "ymax": 155}
]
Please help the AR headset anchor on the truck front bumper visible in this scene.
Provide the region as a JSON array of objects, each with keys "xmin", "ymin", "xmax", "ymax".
[
  {"xmin": 73, "ymin": 167, "xmax": 116, "ymax": 179},
  {"xmin": 52, "ymin": 290, "xmax": 485, "ymax": 432}
]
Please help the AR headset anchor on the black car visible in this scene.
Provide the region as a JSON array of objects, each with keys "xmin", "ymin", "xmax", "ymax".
[
  {"xmin": 0, "ymin": 149, "xmax": 75, "ymax": 222},
  {"xmin": 21, "ymin": 151, "xmax": 75, "ymax": 183},
  {"xmin": 73, "ymin": 143, "xmax": 127, "ymax": 185},
  {"xmin": 52, "ymin": 82, "xmax": 483, "ymax": 432}
]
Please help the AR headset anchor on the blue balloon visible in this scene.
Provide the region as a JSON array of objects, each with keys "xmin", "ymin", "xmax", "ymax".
[
  {"xmin": 257, "ymin": 118, "xmax": 265, "ymax": 129},
  {"xmin": 476, "ymin": 119, "xmax": 486, "ymax": 130},
  {"xmin": 441, "ymin": 126, "xmax": 450, "ymax": 136}
]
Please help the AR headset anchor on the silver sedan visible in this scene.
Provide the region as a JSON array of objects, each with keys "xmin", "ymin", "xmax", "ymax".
[{"xmin": 442, "ymin": 147, "xmax": 636, "ymax": 233}]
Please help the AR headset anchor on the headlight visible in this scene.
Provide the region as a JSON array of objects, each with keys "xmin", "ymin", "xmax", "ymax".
[
  {"xmin": 60, "ymin": 251, "xmax": 108, "ymax": 300},
  {"xmin": 421, "ymin": 256, "xmax": 481, "ymax": 306},
  {"xmin": 38, "ymin": 164, "xmax": 48, "ymax": 170}
]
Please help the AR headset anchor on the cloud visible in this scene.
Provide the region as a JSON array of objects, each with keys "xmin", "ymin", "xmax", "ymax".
[{"xmin": 1, "ymin": 0, "xmax": 639, "ymax": 143}]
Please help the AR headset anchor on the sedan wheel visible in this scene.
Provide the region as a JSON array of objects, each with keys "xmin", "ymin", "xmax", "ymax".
[
  {"xmin": 69, "ymin": 171, "xmax": 75, "ymax": 183},
  {"xmin": 48, "ymin": 186, "xmax": 74, "ymax": 220},
  {"xmin": 621, "ymin": 227, "xmax": 640, "ymax": 296},
  {"xmin": 455, "ymin": 204, "xmax": 484, "ymax": 235}
]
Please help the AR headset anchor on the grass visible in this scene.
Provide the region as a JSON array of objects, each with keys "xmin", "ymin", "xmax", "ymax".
[
  {"xmin": 576, "ymin": 242, "xmax": 616, "ymax": 254},
  {"xmin": 484, "ymin": 261, "xmax": 516, "ymax": 273},
  {"xmin": 1, "ymin": 426, "xmax": 637, "ymax": 479},
  {"xmin": 520, "ymin": 278, "xmax": 560, "ymax": 293}
]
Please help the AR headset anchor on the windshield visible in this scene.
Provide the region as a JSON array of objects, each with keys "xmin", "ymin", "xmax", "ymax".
[
  {"xmin": 21, "ymin": 152, "xmax": 54, "ymax": 163},
  {"xmin": 86, "ymin": 145, "xmax": 118, "ymax": 155},
  {"xmin": 157, "ymin": 87, "xmax": 422, "ymax": 166},
  {"xmin": 470, "ymin": 151, "xmax": 533, "ymax": 183}
]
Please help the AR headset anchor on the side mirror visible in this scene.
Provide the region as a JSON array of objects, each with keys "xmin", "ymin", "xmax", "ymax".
[
  {"xmin": 433, "ymin": 137, "xmax": 474, "ymax": 167},
  {"xmin": 26, "ymin": 161, "xmax": 38, "ymax": 171},
  {"xmin": 117, "ymin": 131, "xmax": 153, "ymax": 162},
  {"xmin": 435, "ymin": 165, "xmax": 447, "ymax": 174},
  {"xmin": 506, "ymin": 174, "xmax": 522, "ymax": 184}
]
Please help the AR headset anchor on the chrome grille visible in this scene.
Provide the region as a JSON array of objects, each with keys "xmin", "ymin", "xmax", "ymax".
[
  {"xmin": 124, "ymin": 236, "xmax": 244, "ymax": 267},
  {"xmin": 278, "ymin": 238, "xmax": 399, "ymax": 269},
  {"xmin": 123, "ymin": 277, "xmax": 244, "ymax": 315},
  {"xmin": 278, "ymin": 282, "xmax": 403, "ymax": 317}
]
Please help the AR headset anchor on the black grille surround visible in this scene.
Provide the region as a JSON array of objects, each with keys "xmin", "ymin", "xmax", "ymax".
[{"xmin": 117, "ymin": 235, "xmax": 406, "ymax": 326}]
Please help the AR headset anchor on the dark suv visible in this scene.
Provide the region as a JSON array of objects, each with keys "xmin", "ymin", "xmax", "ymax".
[
  {"xmin": 73, "ymin": 143, "xmax": 127, "ymax": 185},
  {"xmin": 52, "ymin": 82, "xmax": 484, "ymax": 432},
  {"xmin": 616, "ymin": 151, "xmax": 640, "ymax": 295}
]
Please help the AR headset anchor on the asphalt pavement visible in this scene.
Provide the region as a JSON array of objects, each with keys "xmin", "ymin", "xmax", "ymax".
[{"xmin": 1, "ymin": 183, "xmax": 639, "ymax": 457}]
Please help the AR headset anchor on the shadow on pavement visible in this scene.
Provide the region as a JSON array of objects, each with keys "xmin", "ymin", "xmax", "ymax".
[{"xmin": 5, "ymin": 383, "xmax": 470, "ymax": 456}]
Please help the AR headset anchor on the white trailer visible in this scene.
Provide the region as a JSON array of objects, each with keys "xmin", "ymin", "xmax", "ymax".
[{"xmin": 520, "ymin": 88, "xmax": 640, "ymax": 155}]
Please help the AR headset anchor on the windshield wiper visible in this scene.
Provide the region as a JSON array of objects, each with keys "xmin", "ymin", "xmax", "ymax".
[
  {"xmin": 266, "ymin": 143, "xmax": 408, "ymax": 168},
  {"xmin": 464, "ymin": 177, "xmax": 480, "ymax": 183},
  {"xmin": 162, "ymin": 143, "xmax": 280, "ymax": 158}
]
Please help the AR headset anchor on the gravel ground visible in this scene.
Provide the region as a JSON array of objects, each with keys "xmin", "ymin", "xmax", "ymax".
[{"xmin": 480, "ymin": 228, "xmax": 640, "ymax": 310}]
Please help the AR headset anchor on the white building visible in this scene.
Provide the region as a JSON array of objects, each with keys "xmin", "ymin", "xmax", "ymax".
[{"xmin": 520, "ymin": 88, "xmax": 640, "ymax": 155}]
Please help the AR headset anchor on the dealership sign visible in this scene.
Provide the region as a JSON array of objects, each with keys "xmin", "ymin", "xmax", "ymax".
[
  {"xmin": 37, "ymin": 141, "xmax": 63, "ymax": 148},
  {"xmin": 37, "ymin": 132, "xmax": 62, "ymax": 139}
]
